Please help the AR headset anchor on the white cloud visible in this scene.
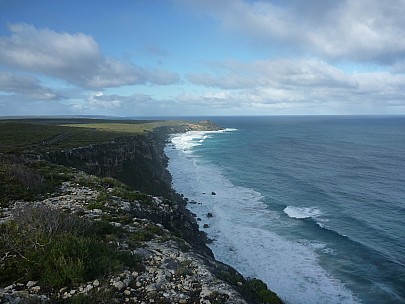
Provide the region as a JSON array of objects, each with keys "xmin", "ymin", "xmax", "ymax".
[
  {"xmin": 179, "ymin": 0, "xmax": 405, "ymax": 64},
  {"xmin": 84, "ymin": 91, "xmax": 154, "ymax": 111},
  {"xmin": 188, "ymin": 59, "xmax": 357, "ymax": 90},
  {"xmin": 0, "ymin": 72, "xmax": 58, "ymax": 100},
  {"xmin": 185, "ymin": 58, "xmax": 405, "ymax": 113},
  {"xmin": 87, "ymin": 92, "xmax": 123, "ymax": 109},
  {"xmin": 0, "ymin": 24, "xmax": 179, "ymax": 89}
]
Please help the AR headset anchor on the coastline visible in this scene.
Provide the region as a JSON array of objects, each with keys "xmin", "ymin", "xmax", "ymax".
[
  {"xmin": 164, "ymin": 125, "xmax": 359, "ymax": 304},
  {"xmin": 0, "ymin": 120, "xmax": 283, "ymax": 303}
]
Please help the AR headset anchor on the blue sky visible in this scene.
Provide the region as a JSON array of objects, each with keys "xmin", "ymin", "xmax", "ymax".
[{"xmin": 1, "ymin": 0, "xmax": 405, "ymax": 116}]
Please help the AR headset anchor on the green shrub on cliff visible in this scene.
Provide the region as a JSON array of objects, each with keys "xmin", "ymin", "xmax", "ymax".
[
  {"xmin": 0, "ymin": 205, "xmax": 142, "ymax": 288},
  {"xmin": 0, "ymin": 156, "xmax": 73, "ymax": 207},
  {"xmin": 244, "ymin": 278, "xmax": 283, "ymax": 304}
]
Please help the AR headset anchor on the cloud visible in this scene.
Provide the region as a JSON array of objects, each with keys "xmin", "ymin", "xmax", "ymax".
[
  {"xmin": 188, "ymin": 59, "xmax": 357, "ymax": 90},
  {"xmin": 185, "ymin": 58, "xmax": 405, "ymax": 113},
  {"xmin": 0, "ymin": 72, "xmax": 58, "ymax": 100},
  {"xmin": 0, "ymin": 24, "xmax": 179, "ymax": 88},
  {"xmin": 178, "ymin": 0, "xmax": 405, "ymax": 64},
  {"xmin": 84, "ymin": 91, "xmax": 154, "ymax": 110}
]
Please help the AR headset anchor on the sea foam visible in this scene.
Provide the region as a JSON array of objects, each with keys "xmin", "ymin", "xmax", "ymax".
[
  {"xmin": 171, "ymin": 128, "xmax": 236, "ymax": 152},
  {"xmin": 283, "ymin": 206, "xmax": 323, "ymax": 219},
  {"xmin": 165, "ymin": 130, "xmax": 359, "ymax": 304}
]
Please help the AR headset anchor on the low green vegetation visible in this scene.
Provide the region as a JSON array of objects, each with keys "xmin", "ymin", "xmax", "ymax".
[
  {"xmin": 0, "ymin": 205, "xmax": 142, "ymax": 289},
  {"xmin": 243, "ymin": 279, "xmax": 283, "ymax": 304},
  {"xmin": 216, "ymin": 270, "xmax": 282, "ymax": 304},
  {"xmin": 127, "ymin": 224, "xmax": 164, "ymax": 247},
  {"xmin": 0, "ymin": 118, "xmax": 186, "ymax": 154},
  {"xmin": 0, "ymin": 156, "xmax": 73, "ymax": 207}
]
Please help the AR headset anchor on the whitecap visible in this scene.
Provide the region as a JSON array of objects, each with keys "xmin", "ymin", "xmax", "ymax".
[
  {"xmin": 283, "ymin": 206, "xmax": 323, "ymax": 219},
  {"xmin": 170, "ymin": 128, "xmax": 237, "ymax": 152}
]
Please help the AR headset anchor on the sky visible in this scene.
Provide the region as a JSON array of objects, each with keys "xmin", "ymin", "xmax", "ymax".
[{"xmin": 1, "ymin": 0, "xmax": 405, "ymax": 116}]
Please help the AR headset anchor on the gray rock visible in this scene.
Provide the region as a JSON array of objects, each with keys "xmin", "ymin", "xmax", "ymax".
[
  {"xmin": 26, "ymin": 281, "xmax": 37, "ymax": 288},
  {"xmin": 145, "ymin": 283, "xmax": 158, "ymax": 293},
  {"xmin": 113, "ymin": 281, "xmax": 126, "ymax": 290},
  {"xmin": 31, "ymin": 286, "xmax": 41, "ymax": 293}
]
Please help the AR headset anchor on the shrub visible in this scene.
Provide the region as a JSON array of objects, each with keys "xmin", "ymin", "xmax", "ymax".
[
  {"xmin": 9, "ymin": 164, "xmax": 44, "ymax": 189},
  {"xmin": 0, "ymin": 156, "xmax": 72, "ymax": 206},
  {"xmin": 243, "ymin": 278, "xmax": 283, "ymax": 304},
  {"xmin": 0, "ymin": 205, "xmax": 142, "ymax": 289},
  {"xmin": 127, "ymin": 224, "xmax": 164, "ymax": 247},
  {"xmin": 12, "ymin": 205, "xmax": 93, "ymax": 237}
]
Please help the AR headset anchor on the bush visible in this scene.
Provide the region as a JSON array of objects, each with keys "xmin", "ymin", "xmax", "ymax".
[
  {"xmin": 127, "ymin": 224, "xmax": 164, "ymax": 247},
  {"xmin": 0, "ymin": 156, "xmax": 72, "ymax": 207},
  {"xmin": 12, "ymin": 204, "xmax": 93, "ymax": 237},
  {"xmin": 0, "ymin": 205, "xmax": 142, "ymax": 289},
  {"xmin": 9, "ymin": 164, "xmax": 44, "ymax": 189},
  {"xmin": 243, "ymin": 278, "xmax": 283, "ymax": 304}
]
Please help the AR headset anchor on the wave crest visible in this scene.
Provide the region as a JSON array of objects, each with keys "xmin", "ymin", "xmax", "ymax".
[{"xmin": 284, "ymin": 206, "xmax": 323, "ymax": 219}]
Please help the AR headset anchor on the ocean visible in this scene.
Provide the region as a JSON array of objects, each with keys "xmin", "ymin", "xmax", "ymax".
[{"xmin": 164, "ymin": 116, "xmax": 405, "ymax": 304}]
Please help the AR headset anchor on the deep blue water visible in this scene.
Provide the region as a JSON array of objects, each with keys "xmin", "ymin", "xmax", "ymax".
[{"xmin": 165, "ymin": 116, "xmax": 405, "ymax": 304}]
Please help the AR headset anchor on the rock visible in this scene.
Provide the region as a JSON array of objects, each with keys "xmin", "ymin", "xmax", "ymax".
[
  {"xmin": 93, "ymin": 279, "xmax": 100, "ymax": 287},
  {"xmin": 85, "ymin": 284, "xmax": 93, "ymax": 292},
  {"xmin": 211, "ymin": 191, "xmax": 216, "ymax": 195},
  {"xmin": 26, "ymin": 281, "xmax": 37, "ymax": 288},
  {"xmin": 206, "ymin": 212, "xmax": 213, "ymax": 218},
  {"xmin": 145, "ymin": 283, "xmax": 158, "ymax": 293},
  {"xmin": 113, "ymin": 281, "xmax": 126, "ymax": 290},
  {"xmin": 203, "ymin": 224, "xmax": 210, "ymax": 228},
  {"xmin": 30, "ymin": 286, "xmax": 41, "ymax": 293}
]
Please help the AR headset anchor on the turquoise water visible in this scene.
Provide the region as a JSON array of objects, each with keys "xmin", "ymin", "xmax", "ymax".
[{"xmin": 165, "ymin": 116, "xmax": 405, "ymax": 304}]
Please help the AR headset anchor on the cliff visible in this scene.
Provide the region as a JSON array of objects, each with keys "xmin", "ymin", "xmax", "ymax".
[
  {"xmin": 0, "ymin": 120, "xmax": 283, "ymax": 304},
  {"xmin": 42, "ymin": 123, "xmax": 222, "ymax": 255}
]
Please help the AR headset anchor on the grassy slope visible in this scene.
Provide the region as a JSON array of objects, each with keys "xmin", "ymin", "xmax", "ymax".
[{"xmin": 0, "ymin": 118, "xmax": 184, "ymax": 154}]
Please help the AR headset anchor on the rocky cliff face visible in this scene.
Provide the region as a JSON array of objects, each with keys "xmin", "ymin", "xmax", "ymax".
[
  {"xmin": 43, "ymin": 125, "xmax": 213, "ymax": 255},
  {"xmin": 44, "ymin": 123, "xmax": 220, "ymax": 199}
]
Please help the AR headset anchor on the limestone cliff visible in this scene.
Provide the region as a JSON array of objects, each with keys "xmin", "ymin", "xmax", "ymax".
[{"xmin": 42, "ymin": 124, "xmax": 221, "ymax": 255}]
